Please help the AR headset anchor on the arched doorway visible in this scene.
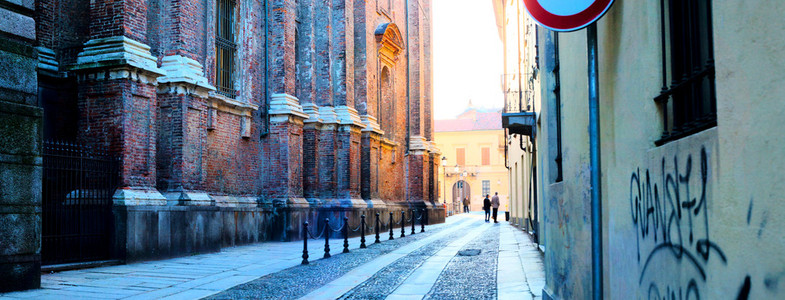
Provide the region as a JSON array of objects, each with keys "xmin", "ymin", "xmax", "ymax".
[{"xmin": 451, "ymin": 180, "xmax": 471, "ymax": 214}]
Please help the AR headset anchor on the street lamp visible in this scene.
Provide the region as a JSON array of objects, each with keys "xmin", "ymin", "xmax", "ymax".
[{"xmin": 441, "ymin": 156, "xmax": 447, "ymax": 205}]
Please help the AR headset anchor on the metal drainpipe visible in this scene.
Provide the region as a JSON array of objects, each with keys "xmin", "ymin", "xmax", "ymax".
[
  {"xmin": 587, "ymin": 23, "xmax": 603, "ymax": 300},
  {"xmin": 260, "ymin": 0, "xmax": 271, "ymax": 137},
  {"xmin": 404, "ymin": 0, "xmax": 411, "ymax": 204},
  {"xmin": 405, "ymin": 0, "xmax": 410, "ymax": 154}
]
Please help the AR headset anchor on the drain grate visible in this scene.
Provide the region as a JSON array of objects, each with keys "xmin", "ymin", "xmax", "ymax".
[{"xmin": 458, "ymin": 249, "xmax": 481, "ymax": 256}]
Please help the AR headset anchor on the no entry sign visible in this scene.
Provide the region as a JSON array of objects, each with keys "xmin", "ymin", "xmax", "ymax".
[{"xmin": 523, "ymin": 0, "xmax": 615, "ymax": 31}]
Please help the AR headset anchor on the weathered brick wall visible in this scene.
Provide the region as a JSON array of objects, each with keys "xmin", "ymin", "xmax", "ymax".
[
  {"xmin": 89, "ymin": 0, "xmax": 148, "ymax": 41},
  {"xmin": 78, "ymin": 78, "xmax": 159, "ymax": 188},
  {"xmin": 206, "ymin": 110, "xmax": 259, "ymax": 196}
]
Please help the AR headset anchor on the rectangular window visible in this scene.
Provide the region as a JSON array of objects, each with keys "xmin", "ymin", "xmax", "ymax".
[
  {"xmin": 655, "ymin": 0, "xmax": 716, "ymax": 145},
  {"xmin": 481, "ymin": 147, "xmax": 490, "ymax": 166},
  {"xmin": 482, "ymin": 180, "xmax": 490, "ymax": 196},
  {"xmin": 456, "ymin": 148, "xmax": 465, "ymax": 167},
  {"xmin": 216, "ymin": 0, "xmax": 237, "ymax": 98}
]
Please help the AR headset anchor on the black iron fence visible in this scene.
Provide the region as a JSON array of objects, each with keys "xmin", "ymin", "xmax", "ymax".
[
  {"xmin": 301, "ymin": 209, "xmax": 428, "ymax": 264},
  {"xmin": 42, "ymin": 141, "xmax": 119, "ymax": 265}
]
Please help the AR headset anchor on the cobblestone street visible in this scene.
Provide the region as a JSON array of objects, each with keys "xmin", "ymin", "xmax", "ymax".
[{"xmin": 0, "ymin": 214, "xmax": 543, "ymax": 300}]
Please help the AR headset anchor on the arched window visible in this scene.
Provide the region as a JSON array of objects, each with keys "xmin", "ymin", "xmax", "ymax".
[{"xmin": 380, "ymin": 66, "xmax": 394, "ymax": 139}]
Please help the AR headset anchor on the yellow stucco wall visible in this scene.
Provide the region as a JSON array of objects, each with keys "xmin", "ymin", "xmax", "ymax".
[{"xmin": 434, "ymin": 129, "xmax": 510, "ymax": 213}]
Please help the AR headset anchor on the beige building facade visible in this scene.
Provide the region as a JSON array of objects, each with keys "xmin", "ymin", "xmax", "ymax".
[
  {"xmin": 435, "ymin": 106, "xmax": 509, "ymax": 214},
  {"xmin": 497, "ymin": 0, "xmax": 785, "ymax": 299}
]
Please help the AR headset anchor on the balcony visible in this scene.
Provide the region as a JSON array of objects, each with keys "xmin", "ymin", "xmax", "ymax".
[{"xmin": 500, "ymin": 73, "xmax": 536, "ymax": 136}]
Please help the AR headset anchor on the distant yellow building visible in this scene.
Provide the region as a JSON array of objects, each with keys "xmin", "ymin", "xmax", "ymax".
[{"xmin": 435, "ymin": 104, "xmax": 509, "ymax": 214}]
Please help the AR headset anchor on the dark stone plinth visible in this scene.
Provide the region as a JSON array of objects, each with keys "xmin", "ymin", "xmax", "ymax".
[{"xmin": 0, "ymin": 52, "xmax": 43, "ymax": 292}]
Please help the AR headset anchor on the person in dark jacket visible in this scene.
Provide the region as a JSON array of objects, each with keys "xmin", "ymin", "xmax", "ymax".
[{"xmin": 483, "ymin": 194, "xmax": 491, "ymax": 222}]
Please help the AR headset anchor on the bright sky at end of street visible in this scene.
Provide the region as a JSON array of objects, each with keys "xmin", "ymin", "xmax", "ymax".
[{"xmin": 433, "ymin": 0, "xmax": 504, "ymax": 120}]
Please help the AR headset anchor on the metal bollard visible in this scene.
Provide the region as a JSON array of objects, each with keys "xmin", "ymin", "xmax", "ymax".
[
  {"xmin": 375, "ymin": 212, "xmax": 381, "ymax": 243},
  {"xmin": 400, "ymin": 210, "xmax": 406, "ymax": 237},
  {"xmin": 324, "ymin": 218, "xmax": 331, "ymax": 258},
  {"xmin": 360, "ymin": 215, "xmax": 367, "ymax": 248},
  {"xmin": 302, "ymin": 221, "xmax": 309, "ymax": 265},
  {"xmin": 411, "ymin": 209, "xmax": 416, "ymax": 235},
  {"xmin": 343, "ymin": 217, "xmax": 350, "ymax": 253},
  {"xmin": 421, "ymin": 209, "xmax": 426, "ymax": 232},
  {"xmin": 388, "ymin": 212, "xmax": 395, "ymax": 240}
]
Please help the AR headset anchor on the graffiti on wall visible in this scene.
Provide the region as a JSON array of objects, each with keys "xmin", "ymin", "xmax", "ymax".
[{"xmin": 628, "ymin": 147, "xmax": 731, "ymax": 299}]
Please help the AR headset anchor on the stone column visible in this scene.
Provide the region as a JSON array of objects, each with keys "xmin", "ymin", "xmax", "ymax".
[
  {"xmin": 407, "ymin": 135, "xmax": 429, "ymax": 206},
  {"xmin": 0, "ymin": 1, "xmax": 42, "ymax": 291},
  {"xmin": 73, "ymin": 0, "xmax": 166, "ymax": 205},
  {"xmin": 156, "ymin": 56, "xmax": 216, "ymax": 205}
]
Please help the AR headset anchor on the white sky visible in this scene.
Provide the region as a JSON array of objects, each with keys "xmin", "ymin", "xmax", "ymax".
[{"xmin": 432, "ymin": 0, "xmax": 504, "ymax": 120}]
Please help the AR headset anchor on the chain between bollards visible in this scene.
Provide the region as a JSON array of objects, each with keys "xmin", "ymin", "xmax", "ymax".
[
  {"xmin": 388, "ymin": 212, "xmax": 394, "ymax": 240},
  {"xmin": 375, "ymin": 213, "xmax": 381, "ymax": 243},
  {"xmin": 302, "ymin": 221, "xmax": 310, "ymax": 265},
  {"xmin": 324, "ymin": 218, "xmax": 331, "ymax": 258},
  {"xmin": 360, "ymin": 215, "xmax": 367, "ymax": 248},
  {"xmin": 342, "ymin": 217, "xmax": 350, "ymax": 253},
  {"xmin": 400, "ymin": 211, "xmax": 406, "ymax": 238}
]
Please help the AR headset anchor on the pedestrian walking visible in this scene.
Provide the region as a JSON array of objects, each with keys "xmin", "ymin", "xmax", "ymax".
[
  {"xmin": 491, "ymin": 192, "xmax": 500, "ymax": 223},
  {"xmin": 483, "ymin": 195, "xmax": 491, "ymax": 222},
  {"xmin": 463, "ymin": 197, "xmax": 470, "ymax": 213}
]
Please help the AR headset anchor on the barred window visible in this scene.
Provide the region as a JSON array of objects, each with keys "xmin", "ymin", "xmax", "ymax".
[
  {"xmin": 216, "ymin": 0, "xmax": 237, "ymax": 98},
  {"xmin": 655, "ymin": 0, "xmax": 716, "ymax": 145},
  {"xmin": 482, "ymin": 180, "xmax": 490, "ymax": 197}
]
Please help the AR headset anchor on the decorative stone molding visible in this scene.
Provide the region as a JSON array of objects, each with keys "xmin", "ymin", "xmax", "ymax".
[
  {"xmin": 319, "ymin": 106, "xmax": 338, "ymax": 124},
  {"xmin": 360, "ymin": 114, "xmax": 384, "ymax": 134},
  {"xmin": 365, "ymin": 198, "xmax": 388, "ymax": 209},
  {"xmin": 113, "ymin": 187, "xmax": 166, "ymax": 206},
  {"xmin": 302, "ymin": 102, "xmax": 322, "ymax": 123},
  {"xmin": 36, "ymin": 46, "xmax": 59, "ymax": 75},
  {"xmin": 335, "ymin": 105, "xmax": 364, "ymax": 127},
  {"xmin": 157, "ymin": 55, "xmax": 216, "ymax": 98},
  {"xmin": 208, "ymin": 92, "xmax": 258, "ymax": 116},
  {"xmin": 428, "ymin": 141, "xmax": 441, "ymax": 155},
  {"xmin": 213, "ymin": 195, "xmax": 258, "ymax": 208},
  {"xmin": 164, "ymin": 191, "xmax": 214, "ymax": 206},
  {"xmin": 269, "ymin": 93, "xmax": 308, "ymax": 123},
  {"xmin": 72, "ymin": 36, "xmax": 165, "ymax": 84},
  {"xmin": 409, "ymin": 135, "xmax": 429, "ymax": 154},
  {"xmin": 375, "ymin": 23, "xmax": 404, "ymax": 67}
]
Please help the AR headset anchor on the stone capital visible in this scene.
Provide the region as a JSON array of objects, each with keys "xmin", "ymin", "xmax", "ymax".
[
  {"xmin": 269, "ymin": 93, "xmax": 309, "ymax": 123},
  {"xmin": 302, "ymin": 102, "xmax": 323, "ymax": 124},
  {"xmin": 409, "ymin": 135, "xmax": 429, "ymax": 154},
  {"xmin": 72, "ymin": 36, "xmax": 165, "ymax": 83},
  {"xmin": 335, "ymin": 105, "xmax": 364, "ymax": 128},
  {"xmin": 157, "ymin": 55, "xmax": 216, "ymax": 98},
  {"xmin": 360, "ymin": 114, "xmax": 384, "ymax": 134}
]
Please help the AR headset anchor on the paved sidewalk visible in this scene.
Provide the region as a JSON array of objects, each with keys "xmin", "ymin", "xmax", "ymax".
[{"xmin": 0, "ymin": 217, "xmax": 460, "ymax": 300}]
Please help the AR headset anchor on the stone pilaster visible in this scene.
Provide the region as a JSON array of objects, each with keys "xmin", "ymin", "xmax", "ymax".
[
  {"xmin": 264, "ymin": 93, "xmax": 308, "ymax": 208},
  {"xmin": 72, "ymin": 36, "xmax": 167, "ymax": 206},
  {"xmin": 333, "ymin": 105, "xmax": 365, "ymax": 208},
  {"xmin": 156, "ymin": 55, "xmax": 216, "ymax": 206},
  {"xmin": 361, "ymin": 114, "xmax": 385, "ymax": 208}
]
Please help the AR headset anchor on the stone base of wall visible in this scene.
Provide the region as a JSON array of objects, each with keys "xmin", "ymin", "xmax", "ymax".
[{"xmin": 112, "ymin": 200, "xmax": 445, "ymax": 262}]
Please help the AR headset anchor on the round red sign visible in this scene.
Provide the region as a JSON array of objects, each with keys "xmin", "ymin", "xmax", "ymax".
[{"xmin": 523, "ymin": 0, "xmax": 615, "ymax": 31}]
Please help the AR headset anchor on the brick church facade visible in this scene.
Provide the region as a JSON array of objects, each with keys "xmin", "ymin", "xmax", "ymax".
[{"xmin": 0, "ymin": 0, "xmax": 440, "ymax": 291}]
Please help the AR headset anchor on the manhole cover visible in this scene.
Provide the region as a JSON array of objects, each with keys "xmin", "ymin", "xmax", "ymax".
[{"xmin": 458, "ymin": 249, "xmax": 481, "ymax": 256}]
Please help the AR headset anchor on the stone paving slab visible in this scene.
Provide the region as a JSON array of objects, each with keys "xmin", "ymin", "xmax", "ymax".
[
  {"xmin": 0, "ymin": 215, "xmax": 546, "ymax": 300},
  {"xmin": 0, "ymin": 216, "xmax": 460, "ymax": 300}
]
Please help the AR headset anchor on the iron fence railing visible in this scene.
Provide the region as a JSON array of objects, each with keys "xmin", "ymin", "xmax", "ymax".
[{"xmin": 42, "ymin": 140, "xmax": 119, "ymax": 265}]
